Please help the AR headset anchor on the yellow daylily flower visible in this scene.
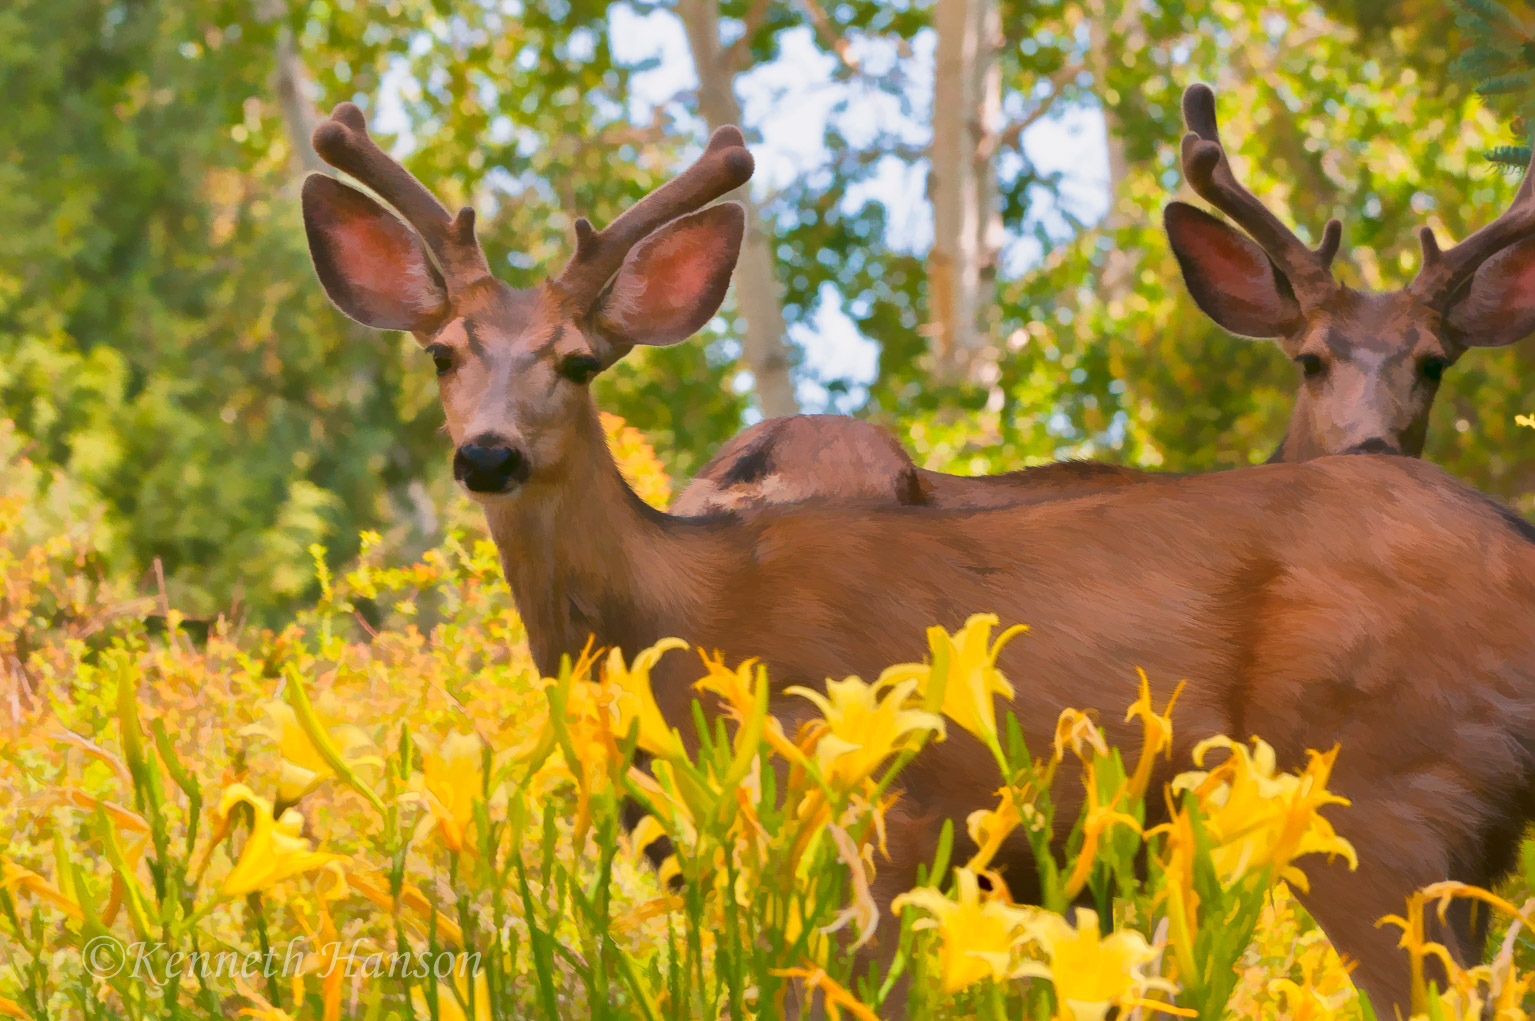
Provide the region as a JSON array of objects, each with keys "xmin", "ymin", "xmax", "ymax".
[
  {"xmin": 1124, "ymin": 670, "xmax": 1183, "ymax": 799},
  {"xmin": 215, "ymin": 784, "xmax": 346, "ymax": 898},
  {"xmin": 28, "ymin": 787, "xmax": 149, "ymax": 834},
  {"xmin": 1015, "ymin": 907, "xmax": 1182, "ymax": 1021},
  {"xmin": 521, "ymin": 642, "xmax": 621, "ymax": 842},
  {"xmin": 0, "ymin": 994, "xmax": 29, "ymax": 1020},
  {"xmin": 603, "ymin": 638, "xmax": 688, "ymax": 760},
  {"xmin": 1170, "ymin": 736, "xmax": 1357, "ymax": 891},
  {"xmin": 284, "ymin": 866, "xmax": 349, "ymax": 1021},
  {"xmin": 1054, "ymin": 708, "xmax": 1108, "ymax": 763},
  {"xmin": 965, "ymin": 786, "xmax": 1041, "ymax": 873},
  {"xmin": 415, "ymin": 730, "xmax": 485, "ymax": 855},
  {"xmin": 695, "ymin": 653, "xmax": 804, "ymax": 764},
  {"xmin": 786, "ymin": 674, "xmax": 944, "ymax": 792},
  {"xmin": 410, "ymin": 959, "xmax": 492, "ymax": 1021},
  {"xmin": 1382, "ymin": 883, "xmax": 1535, "ymax": 1018},
  {"xmin": 1062, "ymin": 765, "xmax": 1143, "ymax": 900},
  {"xmin": 346, "ymin": 870, "xmax": 465, "ymax": 946},
  {"xmin": 886, "ymin": 613, "xmax": 1026, "ymax": 752},
  {"xmin": 892, "ymin": 867, "xmax": 1037, "ymax": 995},
  {"xmin": 1265, "ymin": 951, "xmax": 1358, "ymax": 1021},
  {"xmin": 772, "ymin": 966, "xmax": 881, "ymax": 1021},
  {"xmin": 0, "ymin": 858, "xmax": 82, "ymax": 922},
  {"xmin": 240, "ymin": 698, "xmax": 380, "ymax": 805}
]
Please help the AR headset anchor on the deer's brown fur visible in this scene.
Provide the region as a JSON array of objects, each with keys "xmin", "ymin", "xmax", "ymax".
[
  {"xmin": 673, "ymin": 415, "xmax": 1157, "ymax": 515},
  {"xmin": 301, "ymin": 99, "xmax": 1535, "ymax": 1016}
]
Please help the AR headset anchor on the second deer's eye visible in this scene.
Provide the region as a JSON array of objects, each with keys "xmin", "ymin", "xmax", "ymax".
[
  {"xmin": 426, "ymin": 345, "xmax": 454, "ymax": 376},
  {"xmin": 559, "ymin": 355, "xmax": 602, "ymax": 385},
  {"xmin": 1296, "ymin": 353, "xmax": 1325, "ymax": 378},
  {"xmin": 1420, "ymin": 356, "xmax": 1450, "ymax": 383}
]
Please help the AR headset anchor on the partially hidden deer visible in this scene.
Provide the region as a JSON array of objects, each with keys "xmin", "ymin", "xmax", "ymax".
[
  {"xmin": 674, "ymin": 82, "xmax": 1535, "ymax": 517},
  {"xmin": 301, "ymin": 98, "xmax": 1535, "ymax": 1015}
]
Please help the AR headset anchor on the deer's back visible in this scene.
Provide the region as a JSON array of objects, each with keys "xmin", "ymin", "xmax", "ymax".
[
  {"xmin": 675, "ymin": 414, "xmax": 1164, "ymax": 515},
  {"xmin": 681, "ymin": 454, "xmax": 1535, "ymax": 825}
]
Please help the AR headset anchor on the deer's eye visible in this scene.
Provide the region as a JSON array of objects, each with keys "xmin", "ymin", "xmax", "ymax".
[
  {"xmin": 426, "ymin": 345, "xmax": 454, "ymax": 376},
  {"xmin": 1295, "ymin": 353, "xmax": 1325, "ymax": 378},
  {"xmin": 1420, "ymin": 356, "xmax": 1450, "ymax": 383},
  {"xmin": 559, "ymin": 354, "xmax": 602, "ymax": 385}
]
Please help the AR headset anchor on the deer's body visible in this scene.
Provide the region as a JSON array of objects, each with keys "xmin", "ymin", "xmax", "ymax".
[
  {"xmin": 500, "ymin": 401, "xmax": 1535, "ymax": 1011},
  {"xmin": 300, "ymin": 95, "xmax": 1535, "ymax": 1015}
]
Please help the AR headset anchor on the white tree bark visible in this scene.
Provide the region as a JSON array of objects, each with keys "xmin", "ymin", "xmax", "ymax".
[
  {"xmin": 927, "ymin": 0, "xmax": 1003, "ymax": 385},
  {"xmin": 677, "ymin": 0, "xmax": 799, "ymax": 418},
  {"xmin": 269, "ymin": 11, "xmax": 326, "ymax": 177},
  {"xmin": 1085, "ymin": 0, "xmax": 1140, "ymax": 303},
  {"xmin": 268, "ymin": 14, "xmax": 443, "ymax": 541}
]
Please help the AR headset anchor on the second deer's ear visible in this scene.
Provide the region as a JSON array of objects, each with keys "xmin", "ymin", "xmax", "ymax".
[
  {"xmin": 593, "ymin": 203, "xmax": 745, "ymax": 348},
  {"xmin": 302, "ymin": 174, "xmax": 450, "ymax": 333},
  {"xmin": 1164, "ymin": 201, "xmax": 1302, "ymax": 338},
  {"xmin": 1445, "ymin": 236, "xmax": 1535, "ymax": 348}
]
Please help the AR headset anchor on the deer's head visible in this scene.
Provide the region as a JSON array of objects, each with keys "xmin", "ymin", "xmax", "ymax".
[
  {"xmin": 1165, "ymin": 84, "xmax": 1535, "ymax": 461},
  {"xmin": 300, "ymin": 103, "xmax": 751, "ymax": 499}
]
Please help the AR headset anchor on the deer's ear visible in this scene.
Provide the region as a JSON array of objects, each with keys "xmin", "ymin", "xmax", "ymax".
[
  {"xmin": 593, "ymin": 202, "xmax": 745, "ymax": 348},
  {"xmin": 1164, "ymin": 201, "xmax": 1301, "ymax": 338},
  {"xmin": 1445, "ymin": 236, "xmax": 1535, "ymax": 348},
  {"xmin": 302, "ymin": 174, "xmax": 450, "ymax": 333}
]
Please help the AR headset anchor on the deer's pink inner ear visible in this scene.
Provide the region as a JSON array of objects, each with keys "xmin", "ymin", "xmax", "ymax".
[
  {"xmin": 303, "ymin": 175, "xmax": 450, "ymax": 333},
  {"xmin": 595, "ymin": 203, "xmax": 745, "ymax": 348},
  {"xmin": 1447, "ymin": 236, "xmax": 1535, "ymax": 348},
  {"xmin": 1164, "ymin": 201, "xmax": 1301, "ymax": 338}
]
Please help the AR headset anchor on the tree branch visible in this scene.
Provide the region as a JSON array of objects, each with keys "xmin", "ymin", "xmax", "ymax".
[
  {"xmin": 721, "ymin": 0, "xmax": 774, "ymax": 74},
  {"xmin": 796, "ymin": 0, "xmax": 861, "ymax": 76},
  {"xmin": 986, "ymin": 62, "xmax": 1084, "ymax": 162}
]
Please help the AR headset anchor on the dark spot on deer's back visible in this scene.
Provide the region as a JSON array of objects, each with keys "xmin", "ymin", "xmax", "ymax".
[
  {"xmin": 720, "ymin": 440, "xmax": 774, "ymax": 485},
  {"xmin": 894, "ymin": 467, "xmax": 928, "ymax": 506}
]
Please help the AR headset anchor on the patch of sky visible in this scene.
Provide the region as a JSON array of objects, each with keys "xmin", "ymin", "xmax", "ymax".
[{"xmin": 372, "ymin": 2, "xmax": 1113, "ymax": 413}]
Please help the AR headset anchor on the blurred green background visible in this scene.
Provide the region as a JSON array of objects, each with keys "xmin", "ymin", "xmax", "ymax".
[{"xmin": 1, "ymin": 0, "xmax": 1531, "ymax": 620}]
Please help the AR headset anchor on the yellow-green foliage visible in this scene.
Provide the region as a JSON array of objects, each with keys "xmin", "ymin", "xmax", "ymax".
[{"xmin": 1, "ymin": 416, "xmax": 1533, "ymax": 1021}]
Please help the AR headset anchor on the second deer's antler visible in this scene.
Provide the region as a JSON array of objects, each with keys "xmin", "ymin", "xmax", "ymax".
[
  {"xmin": 1180, "ymin": 83, "xmax": 1341, "ymax": 307},
  {"xmin": 1410, "ymin": 147, "xmax": 1535, "ymax": 307}
]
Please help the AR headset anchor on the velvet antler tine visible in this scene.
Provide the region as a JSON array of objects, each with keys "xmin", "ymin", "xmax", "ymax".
[
  {"xmin": 1179, "ymin": 84, "xmax": 1339, "ymax": 306},
  {"xmin": 553, "ymin": 126, "xmax": 755, "ymax": 308},
  {"xmin": 1316, "ymin": 219, "xmax": 1343, "ymax": 268},
  {"xmin": 311, "ymin": 102, "xmax": 490, "ymax": 289},
  {"xmin": 1410, "ymin": 145, "xmax": 1535, "ymax": 306}
]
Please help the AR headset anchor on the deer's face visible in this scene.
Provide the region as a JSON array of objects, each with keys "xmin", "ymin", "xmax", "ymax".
[
  {"xmin": 1274, "ymin": 291, "xmax": 1456, "ymax": 458},
  {"xmin": 420, "ymin": 286, "xmax": 602, "ymax": 497},
  {"xmin": 1164, "ymin": 84, "xmax": 1535, "ymax": 464},
  {"xmin": 297, "ymin": 107, "xmax": 749, "ymax": 501},
  {"xmin": 1166, "ymin": 198, "xmax": 1535, "ymax": 463},
  {"xmin": 306, "ymin": 205, "xmax": 745, "ymax": 501}
]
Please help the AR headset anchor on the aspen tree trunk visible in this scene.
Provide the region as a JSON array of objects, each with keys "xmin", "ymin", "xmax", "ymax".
[
  {"xmin": 927, "ymin": 0, "xmax": 1003, "ymax": 385},
  {"xmin": 1086, "ymin": 0, "xmax": 1140, "ymax": 304},
  {"xmin": 274, "ymin": 26, "xmax": 326, "ymax": 177},
  {"xmin": 268, "ymin": 12, "xmax": 441, "ymax": 540},
  {"xmin": 676, "ymin": 0, "xmax": 799, "ymax": 418}
]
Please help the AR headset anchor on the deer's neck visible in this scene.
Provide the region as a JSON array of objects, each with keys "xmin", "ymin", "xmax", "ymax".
[{"xmin": 480, "ymin": 406, "xmax": 718, "ymax": 675}]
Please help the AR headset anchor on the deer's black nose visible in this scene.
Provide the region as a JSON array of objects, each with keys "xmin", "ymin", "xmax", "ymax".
[
  {"xmin": 1345, "ymin": 437, "xmax": 1400, "ymax": 456},
  {"xmin": 454, "ymin": 438, "xmax": 527, "ymax": 493}
]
